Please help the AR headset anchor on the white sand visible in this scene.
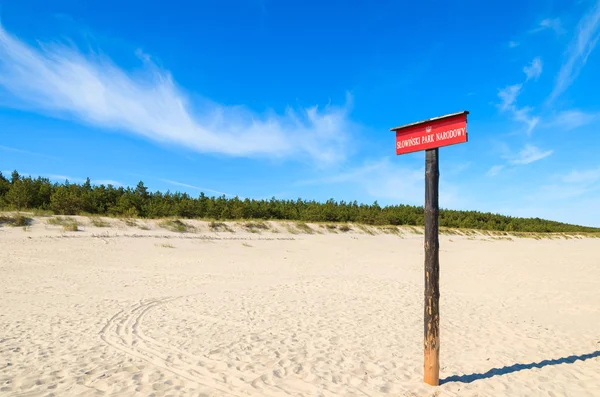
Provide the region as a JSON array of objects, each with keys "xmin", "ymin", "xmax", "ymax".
[{"xmin": 1, "ymin": 217, "xmax": 599, "ymax": 396}]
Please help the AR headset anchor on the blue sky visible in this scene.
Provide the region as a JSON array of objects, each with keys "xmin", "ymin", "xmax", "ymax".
[{"xmin": 1, "ymin": 0, "xmax": 599, "ymax": 226}]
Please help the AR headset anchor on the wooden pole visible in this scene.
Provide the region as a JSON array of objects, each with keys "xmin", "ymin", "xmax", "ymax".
[{"xmin": 424, "ymin": 148, "xmax": 440, "ymax": 386}]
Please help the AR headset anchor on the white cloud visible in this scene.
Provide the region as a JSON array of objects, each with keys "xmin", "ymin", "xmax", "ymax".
[
  {"xmin": 531, "ymin": 167, "xmax": 600, "ymax": 205},
  {"xmin": 93, "ymin": 179, "xmax": 122, "ymax": 187},
  {"xmin": 512, "ymin": 107, "xmax": 540, "ymax": 133},
  {"xmin": 297, "ymin": 158, "xmax": 423, "ymax": 203},
  {"xmin": 486, "ymin": 165, "xmax": 504, "ymax": 177},
  {"xmin": 529, "ymin": 18, "xmax": 565, "ymax": 35},
  {"xmin": 536, "ymin": 18, "xmax": 565, "ymax": 35},
  {"xmin": 498, "ymin": 84, "xmax": 522, "ymax": 111},
  {"xmin": 561, "ymin": 168, "xmax": 600, "ymax": 184},
  {"xmin": 160, "ymin": 178, "xmax": 239, "ymax": 197},
  {"xmin": 46, "ymin": 174, "xmax": 84, "ymax": 183},
  {"xmin": 496, "ymin": 198, "xmax": 600, "ymax": 227},
  {"xmin": 41, "ymin": 174, "xmax": 122, "ymax": 186},
  {"xmin": 0, "ymin": 145, "xmax": 59, "ymax": 160},
  {"xmin": 508, "ymin": 41, "xmax": 520, "ymax": 48},
  {"xmin": 497, "ymin": 84, "xmax": 539, "ymax": 134},
  {"xmin": 549, "ymin": 3, "xmax": 600, "ymax": 102},
  {"xmin": 514, "ymin": 168, "xmax": 600, "ymax": 226},
  {"xmin": 0, "ymin": 24, "xmax": 355, "ymax": 166},
  {"xmin": 523, "ymin": 57, "xmax": 543, "ymax": 81},
  {"xmin": 296, "ymin": 157, "xmax": 460, "ymax": 208},
  {"xmin": 509, "ymin": 144, "xmax": 553, "ymax": 165},
  {"xmin": 296, "ymin": 160, "xmax": 390, "ymax": 186},
  {"xmin": 550, "ymin": 109, "xmax": 597, "ymax": 130},
  {"xmin": 489, "ymin": 166, "xmax": 600, "ymax": 226},
  {"xmin": 445, "ymin": 161, "xmax": 472, "ymax": 176},
  {"xmin": 487, "ymin": 144, "xmax": 552, "ymax": 178},
  {"xmin": 496, "ymin": 58, "xmax": 545, "ymax": 134}
]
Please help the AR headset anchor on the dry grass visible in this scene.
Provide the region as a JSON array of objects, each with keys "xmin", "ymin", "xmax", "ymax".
[
  {"xmin": 244, "ymin": 221, "xmax": 269, "ymax": 233},
  {"xmin": 357, "ymin": 224, "xmax": 375, "ymax": 235},
  {"xmin": 285, "ymin": 224, "xmax": 299, "ymax": 234},
  {"xmin": 380, "ymin": 225, "xmax": 401, "ymax": 235},
  {"xmin": 62, "ymin": 223, "xmax": 79, "ymax": 232},
  {"xmin": 31, "ymin": 209, "xmax": 54, "ymax": 217},
  {"xmin": 121, "ymin": 218, "xmax": 138, "ymax": 227},
  {"xmin": 157, "ymin": 243, "xmax": 175, "ymax": 248},
  {"xmin": 209, "ymin": 221, "xmax": 233, "ymax": 232},
  {"xmin": 46, "ymin": 217, "xmax": 63, "ymax": 225},
  {"xmin": 0, "ymin": 214, "xmax": 31, "ymax": 227},
  {"xmin": 406, "ymin": 226, "xmax": 423, "ymax": 235},
  {"xmin": 339, "ymin": 224, "xmax": 352, "ymax": 233},
  {"xmin": 47, "ymin": 216, "xmax": 80, "ymax": 231},
  {"xmin": 294, "ymin": 222, "xmax": 314, "ymax": 234},
  {"xmin": 490, "ymin": 236, "xmax": 514, "ymax": 241},
  {"xmin": 439, "ymin": 228, "xmax": 462, "ymax": 236},
  {"xmin": 512, "ymin": 232, "xmax": 544, "ymax": 240},
  {"xmin": 22, "ymin": 212, "xmax": 600, "ymax": 240},
  {"xmin": 159, "ymin": 219, "xmax": 193, "ymax": 233},
  {"xmin": 89, "ymin": 217, "xmax": 110, "ymax": 227}
]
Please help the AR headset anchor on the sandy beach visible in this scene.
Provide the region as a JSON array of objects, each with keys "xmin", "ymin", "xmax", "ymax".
[{"xmin": 1, "ymin": 216, "xmax": 599, "ymax": 397}]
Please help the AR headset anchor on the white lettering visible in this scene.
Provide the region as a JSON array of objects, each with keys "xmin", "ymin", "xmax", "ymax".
[
  {"xmin": 435, "ymin": 127, "xmax": 465, "ymax": 141},
  {"xmin": 422, "ymin": 134, "xmax": 435, "ymax": 144},
  {"xmin": 397, "ymin": 127, "xmax": 466, "ymax": 150},
  {"xmin": 397, "ymin": 136, "xmax": 421, "ymax": 149}
]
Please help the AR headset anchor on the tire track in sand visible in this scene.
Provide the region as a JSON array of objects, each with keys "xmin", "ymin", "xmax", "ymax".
[{"xmin": 100, "ymin": 297, "xmax": 303, "ymax": 397}]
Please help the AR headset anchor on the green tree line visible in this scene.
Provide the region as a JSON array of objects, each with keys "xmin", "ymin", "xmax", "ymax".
[{"xmin": 1, "ymin": 170, "xmax": 597, "ymax": 233}]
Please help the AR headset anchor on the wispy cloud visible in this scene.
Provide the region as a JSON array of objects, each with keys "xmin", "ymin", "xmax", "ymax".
[
  {"xmin": 296, "ymin": 157, "xmax": 461, "ymax": 208},
  {"xmin": 509, "ymin": 144, "xmax": 553, "ymax": 165},
  {"xmin": 523, "ymin": 57, "xmax": 543, "ymax": 81},
  {"xmin": 531, "ymin": 18, "xmax": 565, "ymax": 35},
  {"xmin": 445, "ymin": 161, "xmax": 472, "ymax": 177},
  {"xmin": 0, "ymin": 24, "xmax": 356, "ymax": 166},
  {"xmin": 496, "ymin": 55, "xmax": 548, "ymax": 134},
  {"xmin": 549, "ymin": 2, "xmax": 600, "ymax": 102},
  {"xmin": 486, "ymin": 165, "xmax": 504, "ymax": 177},
  {"xmin": 533, "ymin": 167, "xmax": 600, "ymax": 203},
  {"xmin": 485, "ymin": 143, "xmax": 552, "ymax": 178},
  {"xmin": 508, "ymin": 41, "xmax": 520, "ymax": 48},
  {"xmin": 497, "ymin": 84, "xmax": 539, "ymax": 133},
  {"xmin": 42, "ymin": 174, "xmax": 122, "ymax": 186},
  {"xmin": 93, "ymin": 179, "xmax": 122, "ymax": 187},
  {"xmin": 540, "ymin": 18, "xmax": 565, "ymax": 34},
  {"xmin": 0, "ymin": 145, "xmax": 60, "ymax": 160},
  {"xmin": 45, "ymin": 174, "xmax": 84, "ymax": 183},
  {"xmin": 296, "ymin": 160, "xmax": 390, "ymax": 187},
  {"xmin": 512, "ymin": 107, "xmax": 540, "ymax": 133},
  {"xmin": 160, "ymin": 179, "xmax": 239, "ymax": 198},
  {"xmin": 561, "ymin": 167, "xmax": 600, "ymax": 184},
  {"xmin": 549, "ymin": 109, "xmax": 597, "ymax": 130},
  {"xmin": 498, "ymin": 84, "xmax": 522, "ymax": 111}
]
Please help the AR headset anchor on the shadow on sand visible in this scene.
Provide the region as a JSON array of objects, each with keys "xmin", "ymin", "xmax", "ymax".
[{"xmin": 440, "ymin": 350, "xmax": 600, "ymax": 385}]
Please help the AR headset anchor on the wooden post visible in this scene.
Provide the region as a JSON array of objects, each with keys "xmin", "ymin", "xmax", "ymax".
[
  {"xmin": 424, "ymin": 148, "xmax": 440, "ymax": 386},
  {"xmin": 391, "ymin": 111, "xmax": 468, "ymax": 386}
]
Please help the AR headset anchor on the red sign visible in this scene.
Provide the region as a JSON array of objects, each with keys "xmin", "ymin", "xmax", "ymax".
[{"xmin": 391, "ymin": 111, "xmax": 468, "ymax": 155}]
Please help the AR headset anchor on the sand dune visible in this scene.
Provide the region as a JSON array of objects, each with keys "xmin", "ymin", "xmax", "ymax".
[{"xmin": 1, "ymin": 217, "xmax": 599, "ymax": 396}]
